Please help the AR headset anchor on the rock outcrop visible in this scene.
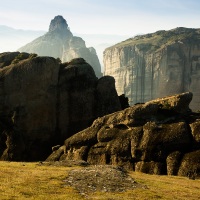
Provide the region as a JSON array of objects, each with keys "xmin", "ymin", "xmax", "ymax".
[
  {"xmin": 18, "ymin": 15, "xmax": 102, "ymax": 77},
  {"xmin": 0, "ymin": 52, "xmax": 121, "ymax": 161},
  {"xmin": 47, "ymin": 92, "xmax": 200, "ymax": 177},
  {"xmin": 104, "ymin": 27, "xmax": 200, "ymax": 111},
  {"xmin": 58, "ymin": 58, "xmax": 121, "ymax": 140}
]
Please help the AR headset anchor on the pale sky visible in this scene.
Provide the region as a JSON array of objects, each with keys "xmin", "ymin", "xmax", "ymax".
[{"xmin": 1, "ymin": 0, "xmax": 200, "ymax": 35}]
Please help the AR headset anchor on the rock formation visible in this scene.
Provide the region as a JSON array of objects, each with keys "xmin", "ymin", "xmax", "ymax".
[
  {"xmin": 104, "ymin": 27, "xmax": 200, "ymax": 111},
  {"xmin": 18, "ymin": 15, "xmax": 102, "ymax": 78},
  {"xmin": 47, "ymin": 92, "xmax": 200, "ymax": 177},
  {"xmin": 0, "ymin": 52, "xmax": 121, "ymax": 161}
]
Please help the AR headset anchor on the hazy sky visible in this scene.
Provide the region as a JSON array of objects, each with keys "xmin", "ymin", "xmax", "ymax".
[{"xmin": 1, "ymin": 0, "xmax": 200, "ymax": 35}]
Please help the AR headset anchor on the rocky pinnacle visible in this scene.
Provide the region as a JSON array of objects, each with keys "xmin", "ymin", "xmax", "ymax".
[{"xmin": 49, "ymin": 15, "xmax": 70, "ymax": 32}]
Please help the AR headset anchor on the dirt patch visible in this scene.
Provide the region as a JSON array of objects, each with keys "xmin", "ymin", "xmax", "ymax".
[
  {"xmin": 63, "ymin": 165, "xmax": 145, "ymax": 195},
  {"xmin": 36, "ymin": 160, "xmax": 89, "ymax": 167}
]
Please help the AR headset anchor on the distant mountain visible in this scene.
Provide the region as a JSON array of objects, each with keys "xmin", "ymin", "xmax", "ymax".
[
  {"xmin": 18, "ymin": 16, "xmax": 102, "ymax": 77},
  {"xmin": 0, "ymin": 24, "xmax": 131, "ymax": 72},
  {"xmin": 0, "ymin": 25, "xmax": 45, "ymax": 52}
]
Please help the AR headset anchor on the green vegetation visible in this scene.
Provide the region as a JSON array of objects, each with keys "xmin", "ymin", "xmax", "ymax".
[
  {"xmin": 0, "ymin": 161, "xmax": 200, "ymax": 200},
  {"xmin": 107, "ymin": 27, "xmax": 200, "ymax": 53},
  {"xmin": 29, "ymin": 53, "xmax": 38, "ymax": 59},
  {"xmin": 11, "ymin": 53, "xmax": 37, "ymax": 64},
  {"xmin": 11, "ymin": 53, "xmax": 28, "ymax": 64}
]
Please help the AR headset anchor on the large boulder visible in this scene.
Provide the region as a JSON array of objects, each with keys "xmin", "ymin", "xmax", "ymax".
[
  {"xmin": 190, "ymin": 120, "xmax": 200, "ymax": 143},
  {"xmin": 0, "ymin": 53, "xmax": 121, "ymax": 161},
  {"xmin": 0, "ymin": 55, "xmax": 60, "ymax": 161},
  {"xmin": 146, "ymin": 92, "xmax": 193, "ymax": 114},
  {"xmin": 47, "ymin": 92, "xmax": 200, "ymax": 177},
  {"xmin": 166, "ymin": 151, "xmax": 182, "ymax": 175},
  {"xmin": 178, "ymin": 150, "xmax": 200, "ymax": 177}
]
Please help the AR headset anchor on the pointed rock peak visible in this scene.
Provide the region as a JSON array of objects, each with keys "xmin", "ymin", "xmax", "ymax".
[{"xmin": 49, "ymin": 15, "xmax": 69, "ymax": 32}]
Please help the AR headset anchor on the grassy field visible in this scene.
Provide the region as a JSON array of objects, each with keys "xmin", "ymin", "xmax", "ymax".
[{"xmin": 0, "ymin": 161, "xmax": 200, "ymax": 200}]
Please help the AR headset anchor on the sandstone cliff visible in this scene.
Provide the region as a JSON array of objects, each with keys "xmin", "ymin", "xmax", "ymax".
[
  {"xmin": 0, "ymin": 52, "xmax": 121, "ymax": 161},
  {"xmin": 18, "ymin": 15, "xmax": 102, "ymax": 78},
  {"xmin": 47, "ymin": 92, "xmax": 200, "ymax": 177},
  {"xmin": 104, "ymin": 27, "xmax": 200, "ymax": 111}
]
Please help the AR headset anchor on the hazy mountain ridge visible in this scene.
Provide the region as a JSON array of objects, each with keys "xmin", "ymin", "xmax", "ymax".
[
  {"xmin": 0, "ymin": 25, "xmax": 46, "ymax": 52},
  {"xmin": 18, "ymin": 16, "xmax": 104, "ymax": 77},
  {"xmin": 0, "ymin": 25, "xmax": 131, "ymax": 70}
]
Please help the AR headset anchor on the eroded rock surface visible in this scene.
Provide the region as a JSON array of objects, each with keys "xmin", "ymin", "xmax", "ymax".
[
  {"xmin": 0, "ymin": 52, "xmax": 121, "ymax": 161},
  {"xmin": 48, "ymin": 92, "xmax": 200, "ymax": 177}
]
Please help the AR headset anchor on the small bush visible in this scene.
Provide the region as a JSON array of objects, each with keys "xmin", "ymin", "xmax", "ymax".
[
  {"xmin": 11, "ymin": 53, "xmax": 31, "ymax": 64},
  {"xmin": 29, "ymin": 53, "xmax": 38, "ymax": 59}
]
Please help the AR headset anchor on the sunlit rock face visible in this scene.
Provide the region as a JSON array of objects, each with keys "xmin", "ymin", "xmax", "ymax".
[
  {"xmin": 104, "ymin": 27, "xmax": 200, "ymax": 111},
  {"xmin": 18, "ymin": 15, "xmax": 102, "ymax": 78},
  {"xmin": 47, "ymin": 92, "xmax": 200, "ymax": 177}
]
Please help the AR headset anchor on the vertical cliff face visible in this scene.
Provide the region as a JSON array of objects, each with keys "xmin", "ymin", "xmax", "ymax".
[
  {"xmin": 0, "ymin": 54, "xmax": 60, "ymax": 161},
  {"xmin": 104, "ymin": 28, "xmax": 200, "ymax": 110},
  {"xmin": 18, "ymin": 15, "xmax": 102, "ymax": 78}
]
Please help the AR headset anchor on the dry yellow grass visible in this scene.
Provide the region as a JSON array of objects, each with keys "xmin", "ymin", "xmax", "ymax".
[
  {"xmin": 0, "ymin": 161, "xmax": 199, "ymax": 200},
  {"xmin": 0, "ymin": 161, "xmax": 82, "ymax": 200}
]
